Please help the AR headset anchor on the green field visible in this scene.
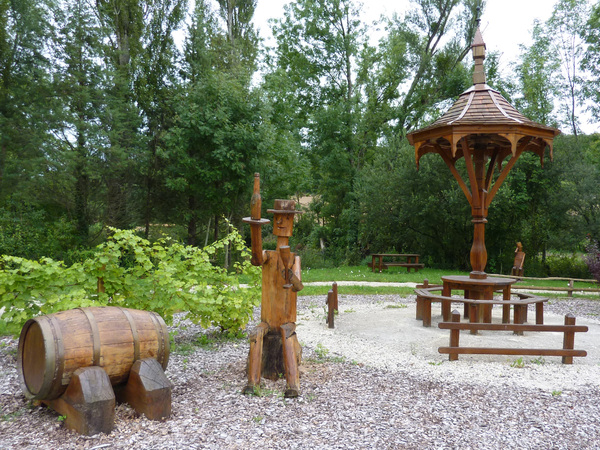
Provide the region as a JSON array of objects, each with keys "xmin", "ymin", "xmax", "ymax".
[{"xmin": 297, "ymin": 266, "xmax": 600, "ymax": 298}]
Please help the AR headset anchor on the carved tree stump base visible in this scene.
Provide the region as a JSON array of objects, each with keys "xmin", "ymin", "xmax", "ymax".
[
  {"xmin": 114, "ymin": 358, "xmax": 172, "ymax": 420},
  {"xmin": 260, "ymin": 332, "xmax": 302, "ymax": 381},
  {"xmin": 45, "ymin": 366, "xmax": 115, "ymax": 436}
]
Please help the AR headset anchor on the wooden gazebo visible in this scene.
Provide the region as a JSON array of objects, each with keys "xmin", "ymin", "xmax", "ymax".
[
  {"xmin": 407, "ymin": 25, "xmax": 560, "ymax": 280},
  {"xmin": 407, "ymin": 25, "xmax": 560, "ymax": 326}
]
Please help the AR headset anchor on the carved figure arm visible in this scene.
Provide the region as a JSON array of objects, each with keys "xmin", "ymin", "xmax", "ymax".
[
  {"xmin": 243, "ymin": 173, "xmax": 270, "ymax": 266},
  {"xmin": 290, "ymin": 255, "xmax": 303, "ymax": 292}
]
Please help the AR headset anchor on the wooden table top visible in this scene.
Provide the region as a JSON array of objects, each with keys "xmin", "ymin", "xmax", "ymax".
[
  {"xmin": 441, "ymin": 275, "xmax": 517, "ymax": 287},
  {"xmin": 371, "ymin": 253, "xmax": 420, "ymax": 257}
]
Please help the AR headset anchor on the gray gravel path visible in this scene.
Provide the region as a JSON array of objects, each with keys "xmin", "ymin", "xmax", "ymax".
[{"xmin": 1, "ymin": 294, "xmax": 599, "ymax": 449}]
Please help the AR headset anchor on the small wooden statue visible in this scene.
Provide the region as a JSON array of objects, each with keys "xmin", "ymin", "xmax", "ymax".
[
  {"xmin": 242, "ymin": 173, "xmax": 304, "ymax": 398},
  {"xmin": 512, "ymin": 242, "xmax": 525, "ymax": 277}
]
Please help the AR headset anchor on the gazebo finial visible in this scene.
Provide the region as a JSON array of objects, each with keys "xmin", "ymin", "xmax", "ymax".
[{"xmin": 471, "ymin": 20, "xmax": 486, "ymax": 86}]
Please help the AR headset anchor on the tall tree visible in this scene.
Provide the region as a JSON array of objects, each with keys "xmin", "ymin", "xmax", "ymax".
[
  {"xmin": 363, "ymin": 0, "xmax": 483, "ymax": 136},
  {"xmin": 546, "ymin": 0, "xmax": 590, "ymax": 136},
  {"xmin": 50, "ymin": 0, "xmax": 106, "ymax": 242},
  {"xmin": 582, "ymin": 0, "xmax": 600, "ymax": 122},
  {"xmin": 0, "ymin": 0, "xmax": 54, "ymax": 200},
  {"xmin": 94, "ymin": 0, "xmax": 144, "ymax": 229},
  {"xmin": 267, "ymin": 0, "xmax": 366, "ymax": 260},
  {"xmin": 132, "ymin": 0, "xmax": 186, "ymax": 237},
  {"xmin": 514, "ymin": 20, "xmax": 560, "ymax": 126},
  {"xmin": 93, "ymin": 0, "xmax": 186, "ymax": 232},
  {"xmin": 164, "ymin": 0, "xmax": 263, "ymax": 245},
  {"xmin": 217, "ymin": 0, "xmax": 259, "ymax": 74}
]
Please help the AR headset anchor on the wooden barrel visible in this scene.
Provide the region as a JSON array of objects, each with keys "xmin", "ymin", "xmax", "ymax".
[{"xmin": 17, "ymin": 306, "xmax": 169, "ymax": 400}]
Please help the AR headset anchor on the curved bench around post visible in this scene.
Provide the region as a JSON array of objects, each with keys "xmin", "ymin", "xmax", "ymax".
[{"xmin": 414, "ymin": 287, "xmax": 548, "ymax": 331}]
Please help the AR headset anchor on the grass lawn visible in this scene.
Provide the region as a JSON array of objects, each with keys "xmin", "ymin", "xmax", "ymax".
[{"xmin": 297, "ymin": 266, "xmax": 600, "ymax": 298}]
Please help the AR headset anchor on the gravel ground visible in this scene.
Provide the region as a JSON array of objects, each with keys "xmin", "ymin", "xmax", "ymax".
[{"xmin": 1, "ymin": 294, "xmax": 600, "ymax": 449}]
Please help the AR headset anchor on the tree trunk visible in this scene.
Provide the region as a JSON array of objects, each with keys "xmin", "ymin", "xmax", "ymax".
[
  {"xmin": 214, "ymin": 214, "xmax": 219, "ymax": 242},
  {"xmin": 187, "ymin": 195, "xmax": 198, "ymax": 246}
]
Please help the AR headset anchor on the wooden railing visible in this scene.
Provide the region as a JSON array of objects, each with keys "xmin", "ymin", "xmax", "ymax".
[
  {"xmin": 490, "ymin": 274, "xmax": 600, "ymax": 296},
  {"xmin": 438, "ymin": 310, "xmax": 588, "ymax": 364}
]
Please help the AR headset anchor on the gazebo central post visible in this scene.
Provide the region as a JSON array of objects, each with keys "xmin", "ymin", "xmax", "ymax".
[{"xmin": 470, "ymin": 143, "xmax": 489, "ymax": 279}]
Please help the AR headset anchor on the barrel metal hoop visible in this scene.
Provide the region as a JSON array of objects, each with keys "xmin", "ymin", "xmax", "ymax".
[
  {"xmin": 118, "ymin": 307, "xmax": 140, "ymax": 362},
  {"xmin": 17, "ymin": 318, "xmax": 54, "ymax": 400},
  {"xmin": 79, "ymin": 307, "xmax": 101, "ymax": 366},
  {"xmin": 149, "ymin": 311, "xmax": 169, "ymax": 369},
  {"xmin": 46, "ymin": 314, "xmax": 65, "ymax": 399}
]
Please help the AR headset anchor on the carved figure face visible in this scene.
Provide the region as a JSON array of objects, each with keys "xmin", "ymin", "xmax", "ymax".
[{"xmin": 273, "ymin": 213, "xmax": 294, "ymax": 237}]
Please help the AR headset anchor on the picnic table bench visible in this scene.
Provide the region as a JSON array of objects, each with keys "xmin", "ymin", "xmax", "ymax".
[{"xmin": 368, "ymin": 253, "xmax": 424, "ymax": 273}]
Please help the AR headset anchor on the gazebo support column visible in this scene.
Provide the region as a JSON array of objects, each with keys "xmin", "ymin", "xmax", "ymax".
[
  {"xmin": 406, "ymin": 22, "xmax": 559, "ymax": 325},
  {"xmin": 470, "ymin": 218, "xmax": 487, "ymax": 279},
  {"xmin": 470, "ymin": 145, "xmax": 488, "ymax": 279}
]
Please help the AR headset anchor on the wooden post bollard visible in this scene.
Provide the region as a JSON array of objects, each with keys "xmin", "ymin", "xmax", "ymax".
[
  {"xmin": 326, "ymin": 290, "xmax": 335, "ymax": 328},
  {"xmin": 567, "ymin": 280, "xmax": 574, "ymax": 297},
  {"xmin": 332, "ymin": 282, "xmax": 338, "ymax": 314},
  {"xmin": 449, "ymin": 310, "xmax": 461, "ymax": 361},
  {"xmin": 562, "ymin": 314, "xmax": 576, "ymax": 364}
]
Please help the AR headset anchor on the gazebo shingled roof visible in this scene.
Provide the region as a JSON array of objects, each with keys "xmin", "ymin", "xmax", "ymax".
[{"xmin": 407, "ymin": 27, "xmax": 560, "ymax": 173}]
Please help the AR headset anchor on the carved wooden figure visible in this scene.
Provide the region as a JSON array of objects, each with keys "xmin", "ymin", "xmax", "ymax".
[
  {"xmin": 512, "ymin": 242, "xmax": 525, "ymax": 277},
  {"xmin": 242, "ymin": 173, "xmax": 304, "ymax": 398},
  {"xmin": 17, "ymin": 306, "xmax": 172, "ymax": 435}
]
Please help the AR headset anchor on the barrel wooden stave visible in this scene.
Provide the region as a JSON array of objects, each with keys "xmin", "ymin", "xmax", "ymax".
[{"xmin": 18, "ymin": 306, "xmax": 169, "ymax": 400}]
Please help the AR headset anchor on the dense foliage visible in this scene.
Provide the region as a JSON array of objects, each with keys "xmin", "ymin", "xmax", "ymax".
[
  {"xmin": 585, "ymin": 239, "xmax": 600, "ymax": 282},
  {"xmin": 0, "ymin": 226, "xmax": 261, "ymax": 335},
  {"xmin": 1, "ymin": 0, "xmax": 599, "ymax": 292}
]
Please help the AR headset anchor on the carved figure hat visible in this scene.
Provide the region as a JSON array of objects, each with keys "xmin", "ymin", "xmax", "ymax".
[{"xmin": 267, "ymin": 199, "xmax": 303, "ymax": 215}]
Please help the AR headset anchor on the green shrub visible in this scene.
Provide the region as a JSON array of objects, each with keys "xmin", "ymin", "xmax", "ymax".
[
  {"xmin": 546, "ymin": 253, "xmax": 591, "ymax": 279},
  {"xmin": 0, "ymin": 225, "xmax": 260, "ymax": 335},
  {"xmin": 297, "ymin": 246, "xmax": 336, "ymax": 269}
]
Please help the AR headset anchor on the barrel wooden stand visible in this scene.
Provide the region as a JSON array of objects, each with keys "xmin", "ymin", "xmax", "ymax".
[
  {"xmin": 45, "ymin": 366, "xmax": 115, "ymax": 435},
  {"xmin": 18, "ymin": 307, "xmax": 172, "ymax": 435},
  {"xmin": 114, "ymin": 358, "xmax": 172, "ymax": 421}
]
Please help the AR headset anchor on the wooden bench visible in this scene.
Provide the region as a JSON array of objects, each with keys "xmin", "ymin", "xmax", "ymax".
[
  {"xmin": 415, "ymin": 287, "xmax": 548, "ymax": 331},
  {"xmin": 368, "ymin": 253, "xmax": 424, "ymax": 273},
  {"xmin": 438, "ymin": 310, "xmax": 588, "ymax": 364}
]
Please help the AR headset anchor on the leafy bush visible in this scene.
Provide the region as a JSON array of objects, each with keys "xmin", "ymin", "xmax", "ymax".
[
  {"xmin": 546, "ymin": 253, "xmax": 592, "ymax": 279},
  {"xmin": 0, "ymin": 198, "xmax": 80, "ymax": 262},
  {"xmin": 0, "ymin": 225, "xmax": 260, "ymax": 335},
  {"xmin": 584, "ymin": 239, "xmax": 600, "ymax": 282}
]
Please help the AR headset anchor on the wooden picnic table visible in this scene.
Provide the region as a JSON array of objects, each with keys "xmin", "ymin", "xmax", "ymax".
[
  {"xmin": 415, "ymin": 275, "xmax": 549, "ymax": 333},
  {"xmin": 369, "ymin": 253, "xmax": 424, "ymax": 273},
  {"xmin": 441, "ymin": 275, "xmax": 516, "ymax": 325}
]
